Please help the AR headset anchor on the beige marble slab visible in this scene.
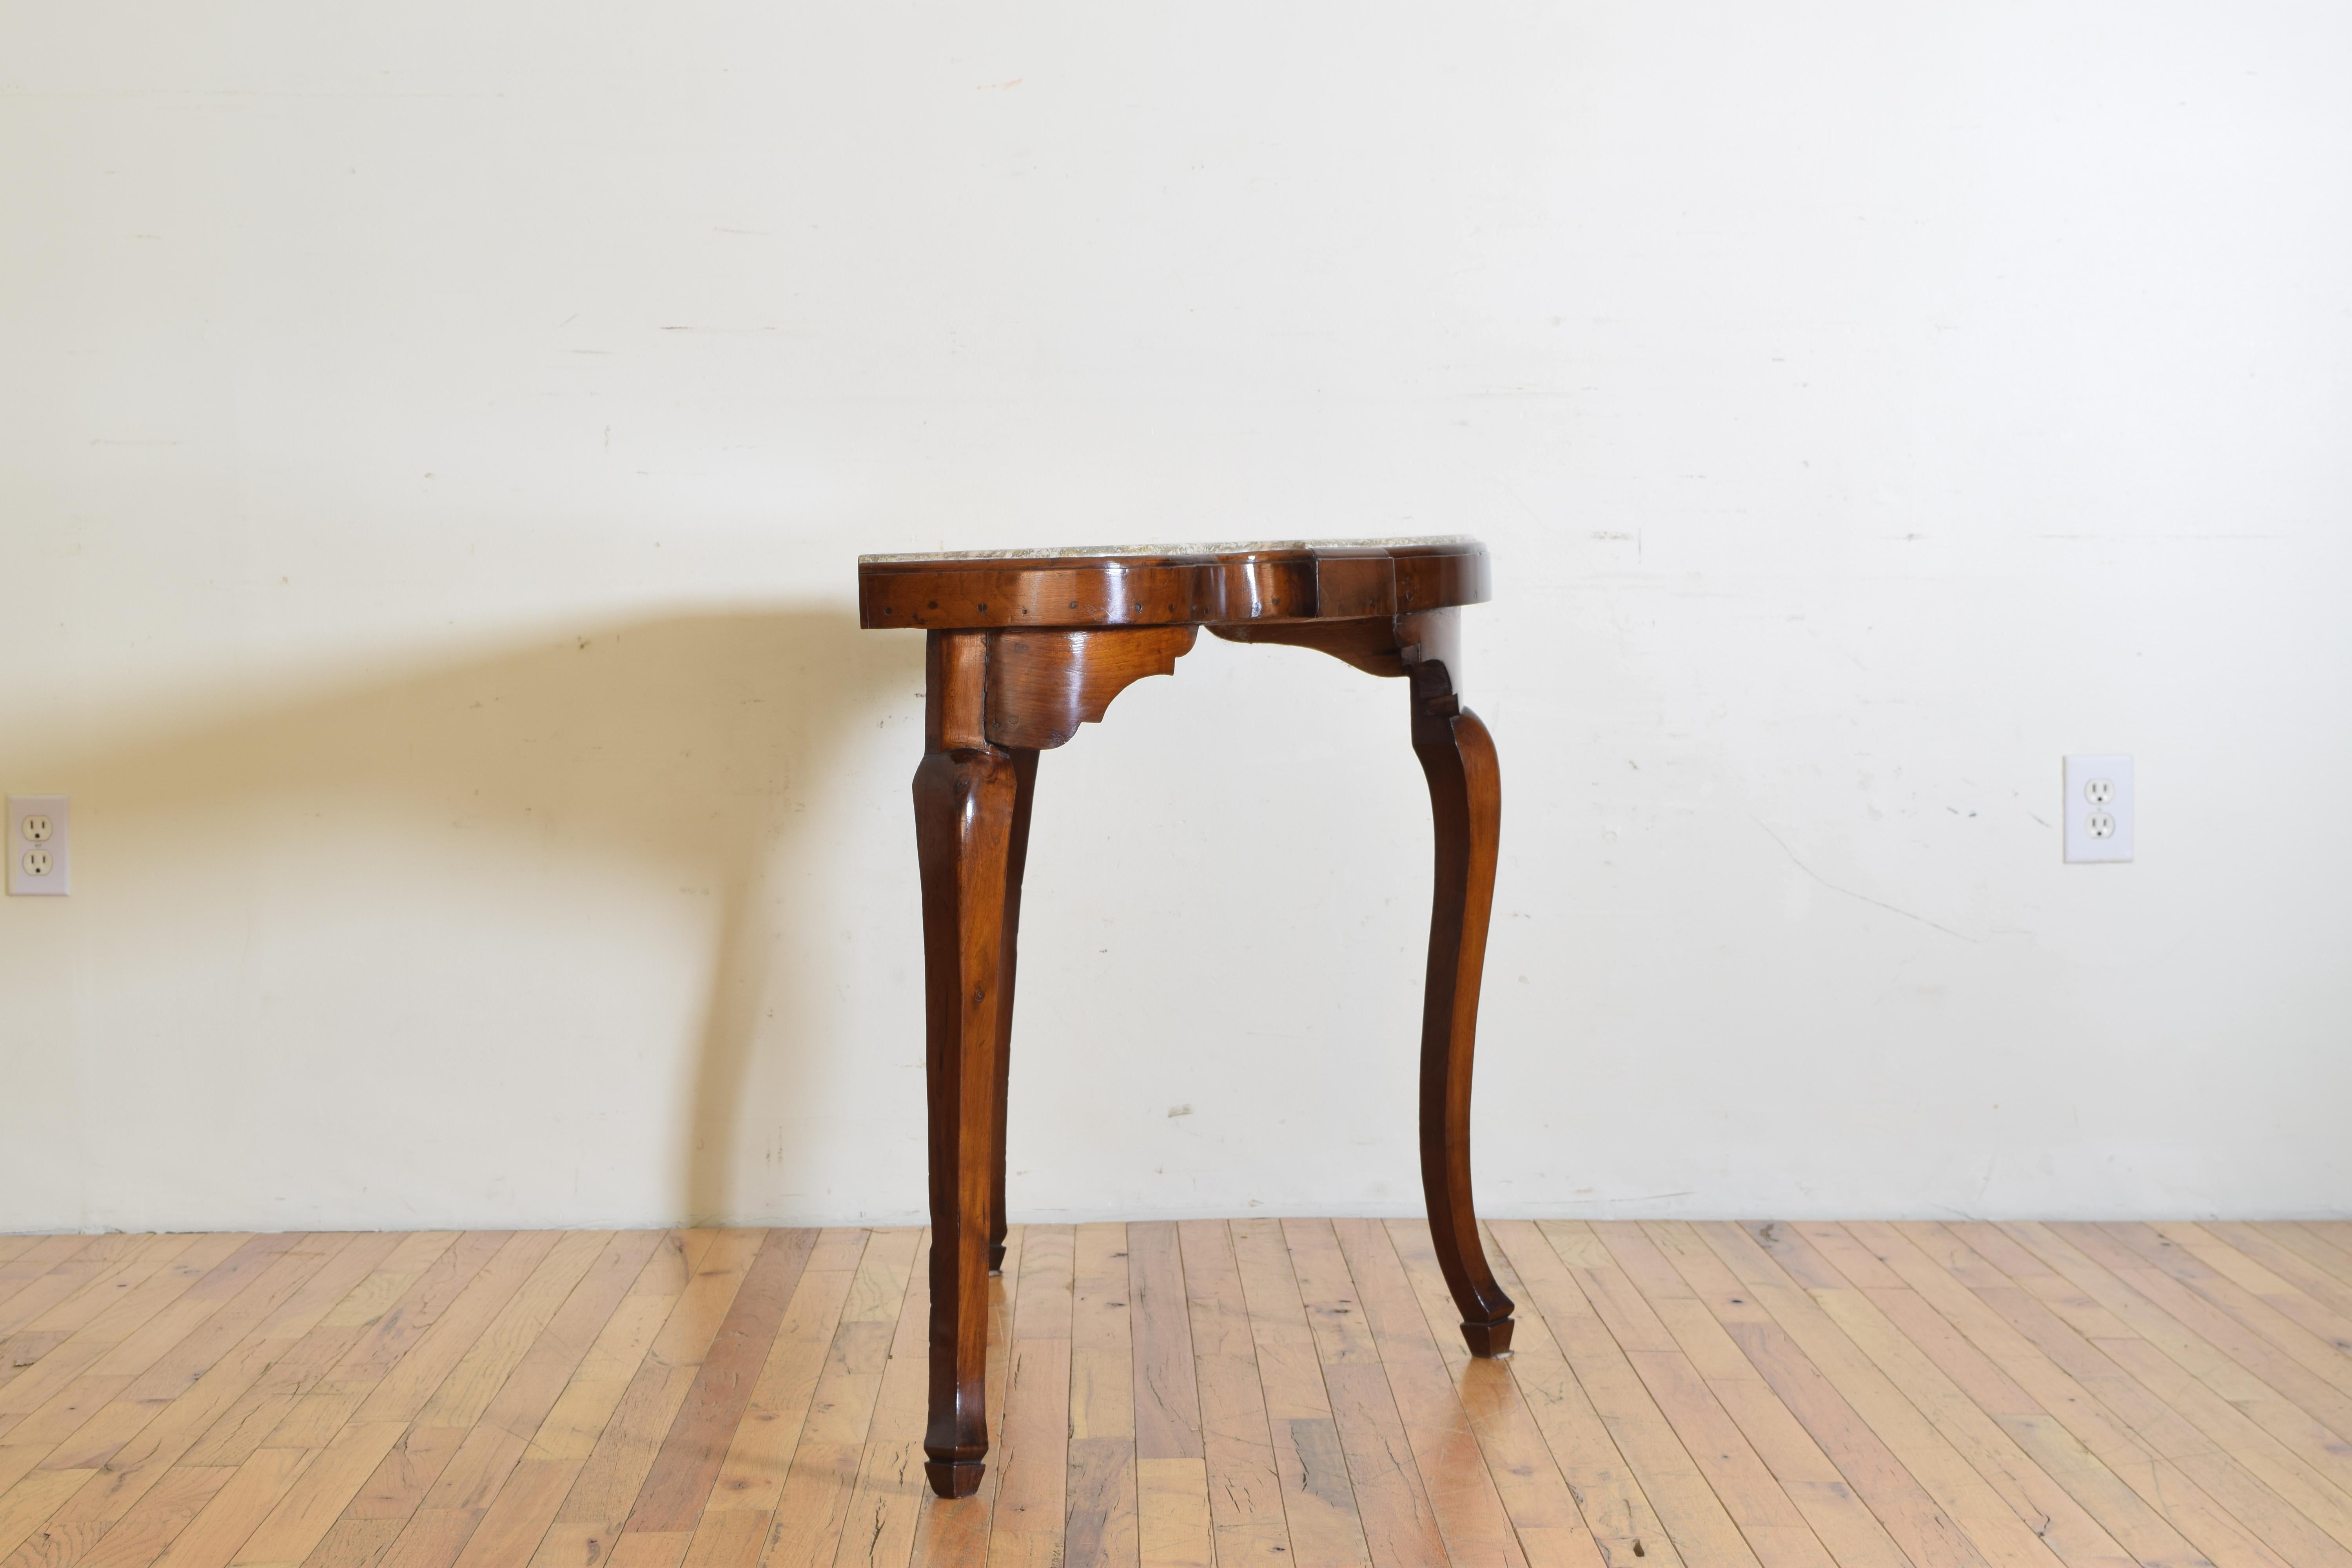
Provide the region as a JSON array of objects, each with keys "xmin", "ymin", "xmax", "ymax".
[{"xmin": 859, "ymin": 534, "xmax": 1477, "ymax": 563}]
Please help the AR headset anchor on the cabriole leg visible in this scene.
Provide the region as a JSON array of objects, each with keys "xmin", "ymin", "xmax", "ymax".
[
  {"xmin": 1407, "ymin": 613, "xmax": 1516, "ymax": 1356},
  {"xmin": 916, "ymin": 632, "xmax": 1016, "ymax": 1498},
  {"xmin": 989, "ymin": 747, "xmax": 1038, "ymax": 1275}
]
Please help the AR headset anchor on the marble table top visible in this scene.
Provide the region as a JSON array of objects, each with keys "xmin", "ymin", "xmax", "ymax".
[{"xmin": 860, "ymin": 535, "xmax": 1477, "ymax": 563}]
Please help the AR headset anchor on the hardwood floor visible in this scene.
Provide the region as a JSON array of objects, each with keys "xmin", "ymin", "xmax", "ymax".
[{"xmin": 3, "ymin": 1221, "xmax": 2350, "ymax": 1568}]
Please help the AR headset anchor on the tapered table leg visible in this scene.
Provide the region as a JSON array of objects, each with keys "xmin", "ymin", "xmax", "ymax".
[
  {"xmin": 1408, "ymin": 629, "xmax": 1516, "ymax": 1356},
  {"xmin": 915, "ymin": 634, "xmax": 1018, "ymax": 1499}
]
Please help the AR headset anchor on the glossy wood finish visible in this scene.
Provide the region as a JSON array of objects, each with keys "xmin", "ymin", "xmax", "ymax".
[
  {"xmin": 858, "ymin": 539, "xmax": 1489, "ymax": 631},
  {"xmin": 988, "ymin": 747, "xmax": 1038, "ymax": 1279},
  {"xmin": 869, "ymin": 540, "xmax": 1511, "ymax": 1499},
  {"xmin": 911, "ymin": 637, "xmax": 1016, "ymax": 1501},
  {"xmin": 984, "ymin": 628, "xmax": 1199, "ymax": 751},
  {"xmin": 1205, "ymin": 615, "xmax": 1409, "ymax": 677},
  {"xmin": 1402, "ymin": 613, "xmax": 1517, "ymax": 1356},
  {"xmin": 1225, "ymin": 606, "xmax": 1516, "ymax": 1349},
  {"xmin": 4, "ymin": 1220, "xmax": 2349, "ymax": 1568}
]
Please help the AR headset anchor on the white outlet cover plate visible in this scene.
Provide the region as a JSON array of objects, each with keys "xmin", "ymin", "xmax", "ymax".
[
  {"xmin": 2062, "ymin": 755, "xmax": 2133, "ymax": 864},
  {"xmin": 8, "ymin": 794, "xmax": 71, "ymax": 895}
]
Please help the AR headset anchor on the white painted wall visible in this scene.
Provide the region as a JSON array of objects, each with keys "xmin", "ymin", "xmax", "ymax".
[{"xmin": 3, "ymin": 2, "xmax": 2347, "ymax": 1233}]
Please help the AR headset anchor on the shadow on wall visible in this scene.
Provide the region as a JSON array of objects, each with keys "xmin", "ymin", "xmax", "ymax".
[{"xmin": 53, "ymin": 604, "xmax": 918, "ymax": 1223}]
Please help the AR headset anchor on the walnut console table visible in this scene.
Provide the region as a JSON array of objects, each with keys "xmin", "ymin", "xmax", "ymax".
[{"xmin": 857, "ymin": 537, "xmax": 1515, "ymax": 1499}]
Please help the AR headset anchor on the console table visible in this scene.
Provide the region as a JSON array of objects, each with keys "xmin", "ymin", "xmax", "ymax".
[{"xmin": 857, "ymin": 537, "xmax": 1514, "ymax": 1499}]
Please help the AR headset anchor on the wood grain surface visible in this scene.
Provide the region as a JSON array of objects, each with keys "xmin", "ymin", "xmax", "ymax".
[{"xmin": 857, "ymin": 543, "xmax": 1488, "ymax": 632}]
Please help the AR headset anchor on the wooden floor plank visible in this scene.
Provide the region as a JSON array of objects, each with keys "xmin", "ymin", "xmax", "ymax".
[
  {"xmin": 2100, "ymin": 1225, "xmax": 2352, "ymax": 1405},
  {"xmin": 1329, "ymin": 1220, "xmax": 1527, "ymax": 1568},
  {"xmin": 0, "ymin": 1473, "xmax": 96, "ymax": 1563},
  {"xmin": 526, "ymin": 1233, "xmax": 710, "ymax": 1472},
  {"xmin": 556, "ymin": 1231, "xmax": 760, "ymax": 1535},
  {"xmin": 152, "ymin": 1446, "xmax": 320, "ymax": 1568},
  {"xmin": 15, "ymin": 1237, "xmax": 359, "ymax": 1564},
  {"xmin": 68, "ymin": 1465, "xmax": 236, "ymax": 1568},
  {"xmin": 1489, "ymin": 1220, "xmax": 1769, "ymax": 1568},
  {"xmin": 1228, "ymin": 1219, "xmax": 1371, "ymax": 1568},
  {"xmin": 285, "ymin": 1240, "xmax": 602, "ymax": 1568},
  {"xmin": 353, "ymin": 1235, "xmax": 566, "ymax": 1432},
  {"xmin": 1669, "ymin": 1222, "xmax": 2115, "ymax": 1568},
  {"xmin": 315, "ymin": 1238, "xmax": 514, "ymax": 1403},
  {"xmin": 1, "ymin": 1239, "xmax": 208, "ymax": 1436},
  {"xmin": 4, "ymin": 1220, "xmax": 2344, "ymax": 1568},
  {"xmin": 480, "ymin": 1231, "xmax": 671, "ymax": 1455},
  {"xmin": 748, "ymin": 1230, "xmax": 903, "ymax": 1568},
  {"xmin": 2308, "ymin": 1225, "xmax": 2352, "ymax": 1272},
  {"xmin": 414, "ymin": 1230, "xmax": 616, "ymax": 1441},
  {"xmin": 1, "ymin": 1239, "xmax": 179, "ymax": 1350},
  {"xmin": 1377, "ymin": 1221, "xmax": 1603, "ymax": 1568},
  {"xmin": 628, "ymin": 1232, "xmax": 818, "ymax": 1534},
  {"xmin": 2043, "ymin": 1225, "xmax": 2352, "ymax": 1470},
  {"xmin": 361, "ymin": 1232, "xmax": 666, "ymax": 1568},
  {"xmin": 2260, "ymin": 1225, "xmax": 2352, "ymax": 1294},
  {"xmin": 51, "ymin": 1235, "xmax": 413, "ymax": 1567},
  {"xmin": 78, "ymin": 1233, "xmax": 443, "ymax": 1568},
  {"xmin": 229, "ymin": 1421, "xmax": 410, "ymax": 1566},
  {"xmin": 1123, "ymin": 1223, "xmax": 1207, "ymax": 1568},
  {"xmin": 1938, "ymin": 1222, "xmax": 2352, "ymax": 1565},
  {"xmin": 13, "ymin": 1237, "xmax": 277, "ymax": 1472},
  {"xmin": 1458, "ymin": 1224, "xmax": 1677, "ymax": 1568},
  {"xmin": 1282, "ymin": 1218, "xmax": 1450, "ymax": 1568},
  {"xmin": 447, "ymin": 1459, "xmax": 580, "ymax": 1568},
  {"xmin": 1982, "ymin": 1223, "xmax": 2352, "ymax": 1536},
  {"xmin": 1601, "ymin": 1221, "xmax": 1978, "ymax": 1568},
  {"xmin": 494, "ymin": 1235, "xmax": 720, "ymax": 1568},
  {"xmin": 1172, "ymin": 1221, "xmax": 1289, "ymax": 1568},
  {"xmin": 824, "ymin": 1228, "xmax": 930, "ymax": 1568},
  {"xmin": 2151, "ymin": 1224, "xmax": 2352, "ymax": 1357},
  {"xmin": 1814, "ymin": 1240, "xmax": 2211, "ymax": 1568},
  {"xmin": 975, "ymin": 1223, "xmax": 1071, "ymax": 1568},
  {"xmin": 696, "ymin": 1228, "xmax": 870, "ymax": 1519},
  {"xmin": 1854, "ymin": 1221, "xmax": 2299, "ymax": 1568},
  {"xmin": 31, "ymin": 1236, "xmax": 256, "ymax": 1396},
  {"xmin": 1063, "ymin": 1224, "xmax": 1137, "ymax": 1568},
  {"xmin": 0, "ymin": 1243, "xmax": 100, "ymax": 1346},
  {"xmin": 2200, "ymin": 1225, "xmax": 2352, "ymax": 1335},
  {"xmin": 86, "ymin": 1234, "xmax": 308, "ymax": 1386},
  {"xmin": 2014, "ymin": 1221, "xmax": 2352, "ymax": 1497},
  {"xmin": 1537, "ymin": 1221, "xmax": 1842, "ymax": 1568}
]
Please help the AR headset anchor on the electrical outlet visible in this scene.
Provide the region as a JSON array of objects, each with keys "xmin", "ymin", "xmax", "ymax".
[
  {"xmin": 9, "ymin": 795, "xmax": 71, "ymax": 895},
  {"xmin": 2062, "ymin": 757, "xmax": 2132, "ymax": 864}
]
